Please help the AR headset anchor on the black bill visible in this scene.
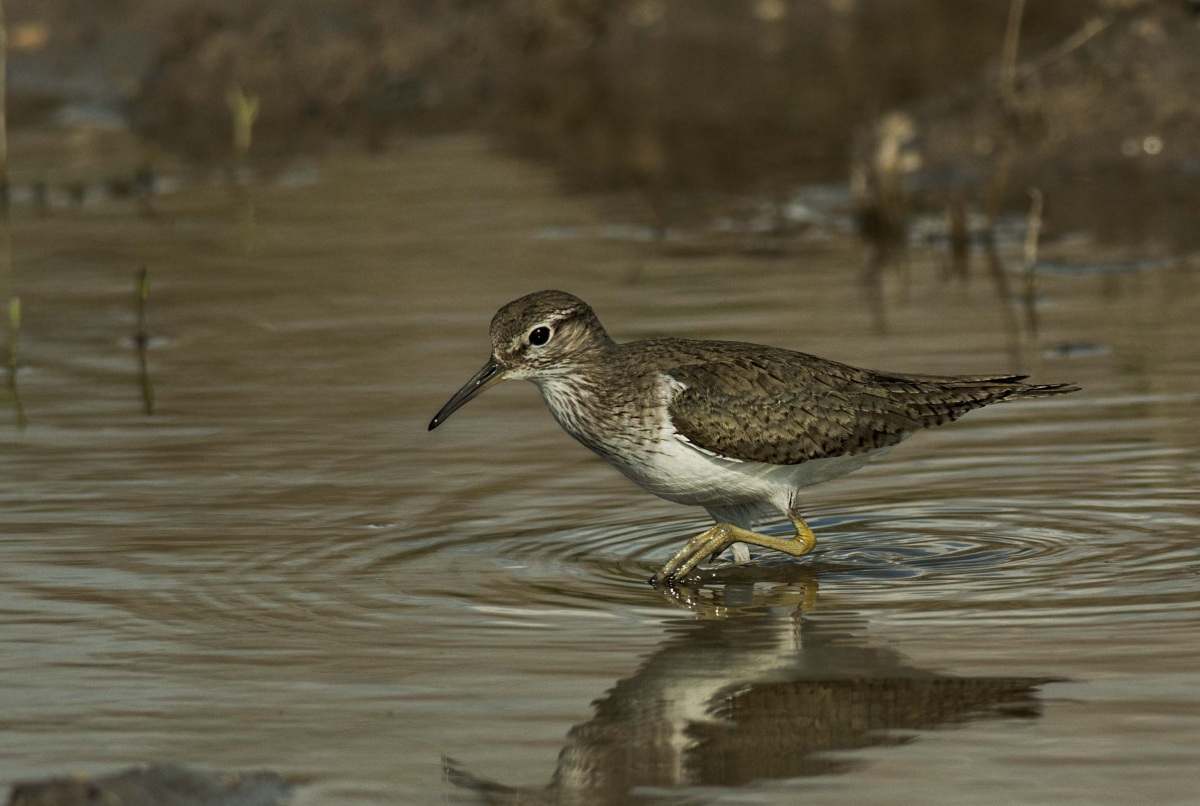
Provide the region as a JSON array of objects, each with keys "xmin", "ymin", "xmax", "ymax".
[{"xmin": 428, "ymin": 357, "xmax": 505, "ymax": 430}]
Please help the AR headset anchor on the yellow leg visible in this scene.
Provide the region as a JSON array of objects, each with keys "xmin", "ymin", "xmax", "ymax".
[{"xmin": 650, "ymin": 513, "xmax": 817, "ymax": 585}]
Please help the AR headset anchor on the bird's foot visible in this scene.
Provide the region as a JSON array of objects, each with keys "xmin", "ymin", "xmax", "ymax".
[
  {"xmin": 649, "ymin": 524, "xmax": 742, "ymax": 586},
  {"xmin": 649, "ymin": 554, "xmax": 737, "ymax": 586},
  {"xmin": 648, "ymin": 569, "xmax": 694, "ymax": 587}
]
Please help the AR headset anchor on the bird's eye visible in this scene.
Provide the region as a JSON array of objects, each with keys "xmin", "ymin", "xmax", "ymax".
[{"xmin": 528, "ymin": 326, "xmax": 551, "ymax": 346}]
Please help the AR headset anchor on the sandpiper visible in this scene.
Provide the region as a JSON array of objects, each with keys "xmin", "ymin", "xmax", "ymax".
[{"xmin": 428, "ymin": 290, "xmax": 1078, "ymax": 584}]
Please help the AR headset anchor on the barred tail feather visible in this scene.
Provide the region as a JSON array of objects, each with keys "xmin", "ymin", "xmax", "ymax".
[{"xmin": 1010, "ymin": 381, "xmax": 1081, "ymax": 398}]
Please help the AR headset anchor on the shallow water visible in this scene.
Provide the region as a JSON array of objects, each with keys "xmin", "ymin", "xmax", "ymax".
[{"xmin": 1, "ymin": 136, "xmax": 1199, "ymax": 804}]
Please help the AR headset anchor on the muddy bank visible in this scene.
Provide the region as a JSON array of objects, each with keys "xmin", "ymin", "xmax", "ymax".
[
  {"xmin": 9, "ymin": 0, "xmax": 1199, "ymax": 251},
  {"xmin": 904, "ymin": 1, "xmax": 1200, "ymax": 249},
  {"xmin": 7, "ymin": 766, "xmax": 290, "ymax": 806}
]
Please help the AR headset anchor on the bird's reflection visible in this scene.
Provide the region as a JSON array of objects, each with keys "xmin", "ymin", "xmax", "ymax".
[{"xmin": 447, "ymin": 569, "xmax": 1058, "ymax": 803}]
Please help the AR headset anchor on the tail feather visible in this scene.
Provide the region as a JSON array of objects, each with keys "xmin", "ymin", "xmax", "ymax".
[
  {"xmin": 869, "ymin": 371, "xmax": 1080, "ymax": 433},
  {"xmin": 1010, "ymin": 381, "xmax": 1081, "ymax": 398},
  {"xmin": 879, "ymin": 371, "xmax": 1081, "ymax": 399}
]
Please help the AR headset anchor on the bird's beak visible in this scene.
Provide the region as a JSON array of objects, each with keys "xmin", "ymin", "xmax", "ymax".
[{"xmin": 428, "ymin": 357, "xmax": 506, "ymax": 431}]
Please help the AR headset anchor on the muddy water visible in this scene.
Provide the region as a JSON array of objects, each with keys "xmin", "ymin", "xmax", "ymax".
[{"xmin": 1, "ymin": 136, "xmax": 1198, "ymax": 805}]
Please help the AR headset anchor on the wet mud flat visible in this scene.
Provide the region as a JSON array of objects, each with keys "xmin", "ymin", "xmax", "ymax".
[
  {"xmin": 8, "ymin": 765, "xmax": 291, "ymax": 806},
  {"xmin": 0, "ymin": 136, "xmax": 1198, "ymax": 804}
]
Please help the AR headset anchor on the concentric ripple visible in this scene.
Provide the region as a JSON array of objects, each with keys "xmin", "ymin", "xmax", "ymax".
[{"xmin": 91, "ymin": 426, "xmax": 1198, "ymax": 639}]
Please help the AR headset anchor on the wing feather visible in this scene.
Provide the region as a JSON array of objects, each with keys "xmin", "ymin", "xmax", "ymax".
[{"xmin": 664, "ymin": 343, "xmax": 1073, "ymax": 465}]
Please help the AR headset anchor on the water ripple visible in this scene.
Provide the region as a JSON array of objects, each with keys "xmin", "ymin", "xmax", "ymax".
[{"xmin": 129, "ymin": 442, "xmax": 1199, "ymax": 632}]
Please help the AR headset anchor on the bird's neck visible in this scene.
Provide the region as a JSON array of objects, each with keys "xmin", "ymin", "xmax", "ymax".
[
  {"xmin": 534, "ymin": 362, "xmax": 600, "ymax": 415},
  {"xmin": 532, "ymin": 359, "xmax": 620, "ymax": 455}
]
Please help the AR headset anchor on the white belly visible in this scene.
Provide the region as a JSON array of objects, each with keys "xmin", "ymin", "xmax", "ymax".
[{"xmin": 606, "ymin": 435, "xmax": 887, "ymax": 514}]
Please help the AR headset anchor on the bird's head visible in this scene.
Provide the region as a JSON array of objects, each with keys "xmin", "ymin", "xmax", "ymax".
[{"xmin": 428, "ymin": 290, "xmax": 612, "ymax": 430}]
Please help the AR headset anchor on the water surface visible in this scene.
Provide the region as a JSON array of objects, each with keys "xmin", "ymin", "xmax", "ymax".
[{"xmin": 1, "ymin": 136, "xmax": 1199, "ymax": 804}]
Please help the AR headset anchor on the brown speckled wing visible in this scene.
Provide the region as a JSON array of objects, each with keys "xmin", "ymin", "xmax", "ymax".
[{"xmin": 665, "ymin": 343, "xmax": 1069, "ymax": 465}]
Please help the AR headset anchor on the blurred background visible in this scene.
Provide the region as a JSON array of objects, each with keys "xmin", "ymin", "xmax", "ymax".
[
  {"xmin": 3, "ymin": 2, "xmax": 1200, "ymax": 804},
  {"xmin": 5, "ymin": 0, "xmax": 1200, "ymax": 251}
]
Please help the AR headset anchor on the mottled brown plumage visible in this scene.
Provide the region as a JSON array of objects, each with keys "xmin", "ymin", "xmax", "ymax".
[
  {"xmin": 661, "ymin": 341, "xmax": 1076, "ymax": 465},
  {"xmin": 429, "ymin": 290, "xmax": 1079, "ymax": 584}
]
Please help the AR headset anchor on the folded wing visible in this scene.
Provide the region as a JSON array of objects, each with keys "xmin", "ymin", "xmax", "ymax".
[{"xmin": 666, "ymin": 344, "xmax": 1077, "ymax": 465}]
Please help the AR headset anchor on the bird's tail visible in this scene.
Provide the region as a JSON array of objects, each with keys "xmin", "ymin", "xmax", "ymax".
[
  {"xmin": 944, "ymin": 375, "xmax": 1081, "ymax": 399},
  {"xmin": 1010, "ymin": 380, "xmax": 1081, "ymax": 398},
  {"xmin": 869, "ymin": 371, "xmax": 1079, "ymax": 433},
  {"xmin": 886, "ymin": 372, "xmax": 1080, "ymax": 399}
]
